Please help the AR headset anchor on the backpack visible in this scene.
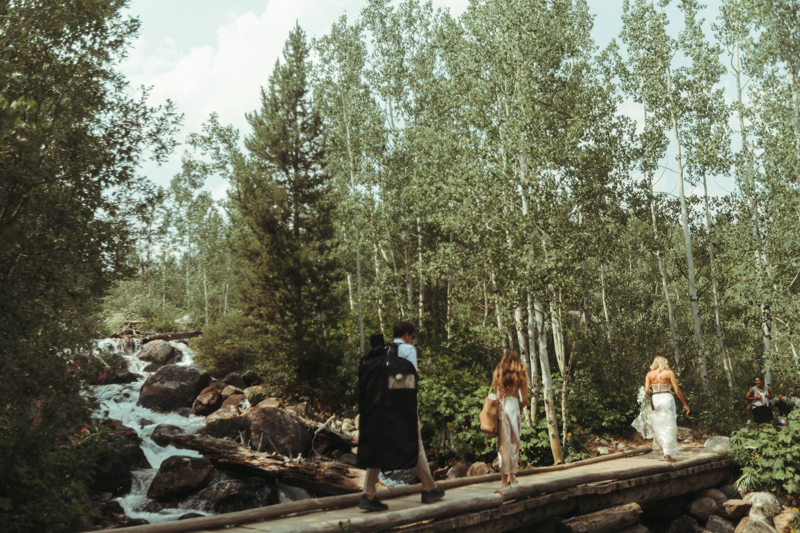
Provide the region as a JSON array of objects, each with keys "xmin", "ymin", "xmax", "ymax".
[{"xmin": 356, "ymin": 343, "xmax": 418, "ymax": 470}]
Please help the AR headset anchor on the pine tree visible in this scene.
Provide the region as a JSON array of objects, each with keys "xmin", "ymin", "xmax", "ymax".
[{"xmin": 233, "ymin": 24, "xmax": 342, "ymax": 385}]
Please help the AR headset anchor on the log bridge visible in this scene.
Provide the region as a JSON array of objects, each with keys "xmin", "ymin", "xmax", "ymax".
[{"xmin": 121, "ymin": 447, "xmax": 732, "ymax": 533}]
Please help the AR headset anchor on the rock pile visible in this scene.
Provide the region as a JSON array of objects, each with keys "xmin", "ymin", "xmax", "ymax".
[{"xmin": 653, "ymin": 487, "xmax": 792, "ymax": 533}]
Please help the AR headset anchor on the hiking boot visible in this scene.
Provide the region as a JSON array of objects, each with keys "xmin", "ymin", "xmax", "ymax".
[
  {"xmin": 358, "ymin": 494, "xmax": 388, "ymax": 512},
  {"xmin": 421, "ymin": 487, "xmax": 445, "ymax": 504}
]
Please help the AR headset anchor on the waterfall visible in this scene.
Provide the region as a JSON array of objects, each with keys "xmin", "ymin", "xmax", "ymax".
[{"xmin": 92, "ymin": 339, "xmax": 209, "ymax": 524}]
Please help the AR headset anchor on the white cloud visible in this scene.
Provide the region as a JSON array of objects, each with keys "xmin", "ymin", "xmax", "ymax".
[{"xmin": 122, "ymin": 0, "xmax": 469, "ymax": 194}]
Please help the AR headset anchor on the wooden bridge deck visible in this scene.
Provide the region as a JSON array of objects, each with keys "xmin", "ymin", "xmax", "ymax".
[{"xmin": 123, "ymin": 447, "xmax": 731, "ymax": 533}]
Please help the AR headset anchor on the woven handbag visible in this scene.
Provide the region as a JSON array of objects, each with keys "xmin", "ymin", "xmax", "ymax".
[{"xmin": 479, "ymin": 387, "xmax": 499, "ymax": 437}]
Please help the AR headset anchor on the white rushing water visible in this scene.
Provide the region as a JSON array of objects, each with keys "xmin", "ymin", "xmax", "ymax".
[{"xmin": 92, "ymin": 339, "xmax": 210, "ymax": 524}]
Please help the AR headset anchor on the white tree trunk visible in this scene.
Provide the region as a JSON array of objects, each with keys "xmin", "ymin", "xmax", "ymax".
[
  {"xmin": 354, "ymin": 217, "xmax": 365, "ymax": 358},
  {"xmin": 490, "ymin": 270, "xmax": 509, "ymax": 349},
  {"xmin": 600, "ymin": 265, "xmax": 611, "ymax": 343},
  {"xmin": 527, "ymin": 292, "xmax": 539, "ymax": 423},
  {"xmin": 551, "ymin": 294, "xmax": 566, "ymax": 376},
  {"xmin": 651, "ymin": 197, "xmax": 681, "ymax": 366},
  {"xmin": 374, "ymin": 245, "xmax": 385, "ymax": 336},
  {"xmin": 346, "ymin": 273, "xmax": 355, "ymax": 312},
  {"xmin": 534, "ymin": 297, "xmax": 564, "ymax": 464},
  {"xmin": 666, "ymin": 61, "xmax": 710, "ymax": 395},
  {"xmin": 203, "ymin": 268, "xmax": 209, "ymax": 327},
  {"xmin": 514, "ymin": 305, "xmax": 532, "ymax": 425},
  {"xmin": 446, "ymin": 232, "xmax": 454, "ymax": 340},
  {"xmin": 762, "ymin": 304, "xmax": 772, "ymax": 390},
  {"xmin": 405, "ymin": 240, "xmax": 413, "ymax": 318},
  {"xmin": 703, "ymin": 172, "xmax": 735, "ymax": 392},
  {"xmin": 417, "ymin": 217, "xmax": 424, "ymax": 331}
]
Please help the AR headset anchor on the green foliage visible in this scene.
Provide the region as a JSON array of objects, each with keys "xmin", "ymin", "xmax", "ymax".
[
  {"xmin": 193, "ymin": 310, "xmax": 260, "ymax": 378},
  {"xmin": 0, "ymin": 0, "xmax": 178, "ymax": 530},
  {"xmin": 730, "ymin": 410, "xmax": 800, "ymax": 495}
]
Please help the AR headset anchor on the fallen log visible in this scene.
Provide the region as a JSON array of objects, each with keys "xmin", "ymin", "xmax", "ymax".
[
  {"xmin": 169, "ymin": 433, "xmax": 368, "ymax": 495},
  {"xmin": 556, "ymin": 503, "xmax": 642, "ymax": 533},
  {"xmin": 142, "ymin": 330, "xmax": 203, "ymax": 344}
]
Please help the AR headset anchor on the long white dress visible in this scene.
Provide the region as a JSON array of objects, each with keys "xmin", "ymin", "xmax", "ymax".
[
  {"xmin": 649, "ymin": 383, "xmax": 678, "ymax": 456},
  {"xmin": 497, "ymin": 390, "xmax": 521, "ymax": 475}
]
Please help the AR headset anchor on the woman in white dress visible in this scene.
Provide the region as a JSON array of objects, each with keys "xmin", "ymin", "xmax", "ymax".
[
  {"xmin": 645, "ymin": 357, "xmax": 690, "ymax": 463},
  {"xmin": 492, "ymin": 349, "xmax": 528, "ymax": 489}
]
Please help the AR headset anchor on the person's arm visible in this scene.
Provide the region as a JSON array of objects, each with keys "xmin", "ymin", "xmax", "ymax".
[
  {"xmin": 745, "ymin": 388, "xmax": 756, "ymax": 401},
  {"xmin": 644, "ymin": 373, "xmax": 652, "ymax": 397},
  {"xmin": 669, "ymin": 371, "xmax": 690, "ymax": 414},
  {"xmin": 767, "ymin": 387, "xmax": 774, "ymax": 400}
]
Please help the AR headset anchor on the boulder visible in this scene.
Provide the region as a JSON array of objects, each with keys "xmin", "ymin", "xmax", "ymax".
[
  {"xmin": 706, "ymin": 516, "xmax": 736, "ymax": 533},
  {"xmin": 686, "ymin": 497, "xmax": 717, "ymax": 524},
  {"xmin": 667, "ymin": 515, "xmax": 703, "ymax": 533},
  {"xmin": 598, "ymin": 447, "xmax": 610, "ymax": 455},
  {"xmin": 617, "ymin": 442, "xmax": 628, "ymax": 450},
  {"xmin": 107, "ymin": 372, "xmax": 141, "ymax": 385},
  {"xmin": 222, "ymin": 393, "xmax": 248, "ymax": 411},
  {"xmin": 245, "ymin": 385, "xmax": 270, "ymax": 406},
  {"xmin": 151, "ymin": 424, "xmax": 184, "ymax": 447},
  {"xmin": 221, "ymin": 385, "xmax": 244, "ymax": 401},
  {"xmin": 677, "ymin": 427, "xmax": 696, "ymax": 441},
  {"xmin": 735, "ymin": 518, "xmax": 778, "ymax": 533},
  {"xmin": 147, "ymin": 456, "xmax": 213, "ymax": 502},
  {"xmin": 386, "ymin": 468, "xmax": 419, "ymax": 485},
  {"xmin": 721, "ymin": 485, "xmax": 743, "ymax": 499},
  {"xmin": 143, "ymin": 362, "xmax": 159, "ymax": 372},
  {"xmin": 284, "ymin": 402, "xmax": 314, "ymax": 420},
  {"xmin": 224, "ymin": 372, "xmax": 248, "ymax": 390},
  {"xmin": 241, "ymin": 371, "xmax": 262, "ymax": 387},
  {"xmin": 694, "ymin": 488, "xmax": 728, "ymax": 507},
  {"xmin": 195, "ymin": 471, "xmax": 277, "ymax": 513},
  {"xmin": 205, "ymin": 404, "xmax": 243, "ymax": 424},
  {"xmin": 744, "ymin": 493, "xmax": 781, "ymax": 524},
  {"xmin": 178, "ymin": 513, "xmax": 205, "ymax": 520},
  {"xmin": 492, "ymin": 456, "xmax": 501, "ymax": 471},
  {"xmin": 704, "ymin": 436, "xmax": 731, "ymax": 453},
  {"xmin": 721, "ymin": 499, "xmax": 752, "ymax": 520},
  {"xmin": 90, "ymin": 441, "xmax": 151, "ymax": 497},
  {"xmin": 175, "ymin": 407, "xmax": 194, "ymax": 417},
  {"xmin": 446, "ymin": 463, "xmax": 470, "ymax": 479},
  {"xmin": 773, "ymin": 513, "xmax": 793, "ymax": 533},
  {"xmin": 193, "ymin": 382, "xmax": 227, "ymax": 416},
  {"xmin": 200, "ymin": 416, "xmax": 248, "ymax": 441},
  {"xmin": 137, "ymin": 365, "xmax": 210, "ymax": 412},
  {"xmin": 139, "ymin": 340, "xmax": 182, "ymax": 369},
  {"xmin": 641, "ymin": 497, "xmax": 687, "ymax": 517},
  {"xmin": 354, "ymin": 414, "xmax": 360, "ymax": 429},
  {"xmin": 467, "ymin": 462, "xmax": 493, "ymax": 477},
  {"xmin": 275, "ymin": 481, "xmax": 312, "ymax": 502},
  {"xmin": 245, "ymin": 405, "xmax": 311, "ymax": 457}
]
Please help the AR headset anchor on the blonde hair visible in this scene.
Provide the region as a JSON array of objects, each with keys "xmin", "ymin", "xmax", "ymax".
[
  {"xmin": 650, "ymin": 356, "xmax": 670, "ymax": 371},
  {"xmin": 495, "ymin": 349, "xmax": 529, "ymax": 392}
]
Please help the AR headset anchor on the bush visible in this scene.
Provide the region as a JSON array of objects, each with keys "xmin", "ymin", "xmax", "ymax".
[
  {"xmin": 193, "ymin": 311, "xmax": 261, "ymax": 377},
  {"xmin": 730, "ymin": 410, "xmax": 800, "ymax": 494}
]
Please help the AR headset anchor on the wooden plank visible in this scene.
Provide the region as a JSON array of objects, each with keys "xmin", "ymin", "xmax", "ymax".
[{"xmin": 118, "ymin": 451, "xmax": 728, "ymax": 533}]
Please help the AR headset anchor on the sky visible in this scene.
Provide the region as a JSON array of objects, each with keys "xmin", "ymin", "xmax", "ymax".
[{"xmin": 120, "ymin": 0, "xmax": 733, "ymax": 202}]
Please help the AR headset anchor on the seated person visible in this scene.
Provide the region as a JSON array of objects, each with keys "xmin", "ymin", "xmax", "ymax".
[{"xmin": 775, "ymin": 394, "xmax": 792, "ymax": 417}]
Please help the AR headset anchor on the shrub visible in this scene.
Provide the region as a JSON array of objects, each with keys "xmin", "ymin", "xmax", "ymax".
[{"xmin": 730, "ymin": 410, "xmax": 800, "ymax": 494}]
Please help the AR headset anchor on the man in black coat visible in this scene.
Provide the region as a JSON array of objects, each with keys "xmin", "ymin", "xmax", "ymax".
[{"xmin": 358, "ymin": 321, "xmax": 445, "ymax": 512}]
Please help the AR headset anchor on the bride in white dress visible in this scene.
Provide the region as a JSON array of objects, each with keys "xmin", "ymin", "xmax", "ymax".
[{"xmin": 640, "ymin": 357, "xmax": 690, "ymax": 462}]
